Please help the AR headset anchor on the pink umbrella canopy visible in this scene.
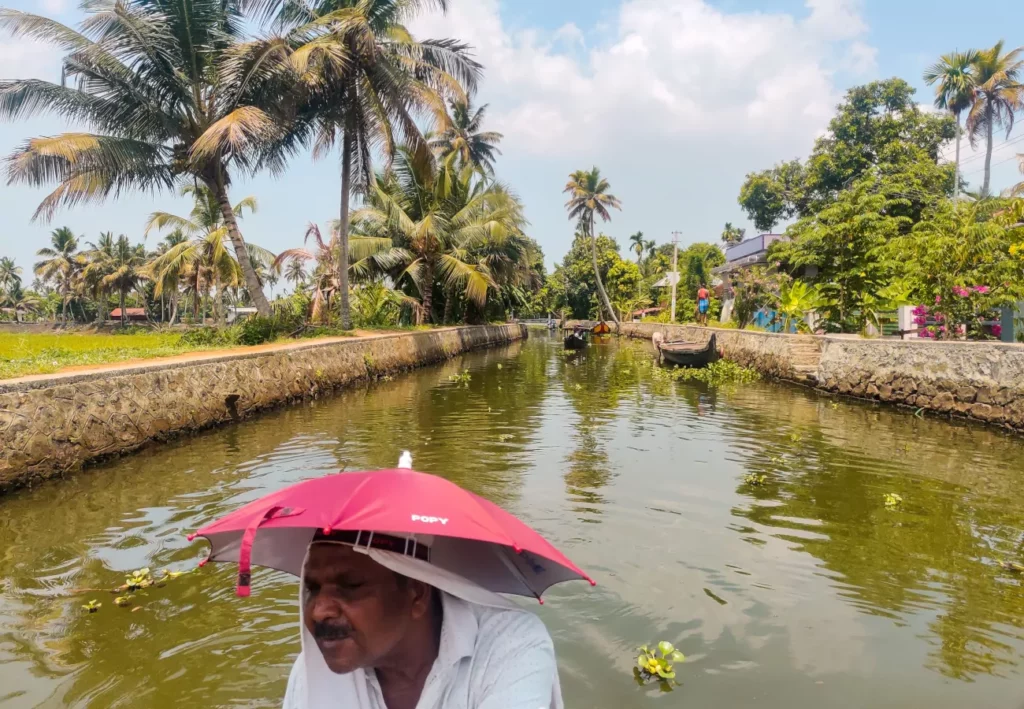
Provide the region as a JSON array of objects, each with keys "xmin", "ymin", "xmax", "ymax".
[{"xmin": 191, "ymin": 465, "xmax": 595, "ymax": 601}]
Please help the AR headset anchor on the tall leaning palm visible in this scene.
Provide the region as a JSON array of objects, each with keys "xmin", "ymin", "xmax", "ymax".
[
  {"xmin": 564, "ymin": 167, "xmax": 622, "ymax": 325},
  {"xmin": 965, "ymin": 41, "xmax": 1024, "ymax": 197},
  {"xmin": 257, "ymin": 0, "xmax": 482, "ymax": 329},
  {"xmin": 924, "ymin": 50, "xmax": 978, "ymax": 200},
  {"xmin": 34, "ymin": 226, "xmax": 81, "ymax": 325},
  {"xmin": 0, "ymin": 0, "xmax": 290, "ymax": 316}
]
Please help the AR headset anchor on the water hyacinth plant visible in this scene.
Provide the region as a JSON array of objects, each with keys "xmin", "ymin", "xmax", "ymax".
[
  {"xmin": 634, "ymin": 641, "xmax": 685, "ymax": 691},
  {"xmin": 884, "ymin": 493, "xmax": 903, "ymax": 508},
  {"xmin": 744, "ymin": 473, "xmax": 768, "ymax": 486}
]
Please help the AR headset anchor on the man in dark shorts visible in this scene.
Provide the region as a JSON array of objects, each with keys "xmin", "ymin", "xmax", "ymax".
[{"xmin": 696, "ymin": 284, "xmax": 710, "ymax": 325}]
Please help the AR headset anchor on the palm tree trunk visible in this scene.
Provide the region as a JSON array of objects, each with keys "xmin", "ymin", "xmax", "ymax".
[
  {"xmin": 209, "ymin": 174, "xmax": 271, "ymax": 316},
  {"xmin": 170, "ymin": 289, "xmax": 179, "ymax": 325},
  {"xmin": 422, "ymin": 261, "xmax": 434, "ymax": 323},
  {"xmin": 953, "ymin": 113, "xmax": 961, "ymax": 200},
  {"xmin": 983, "ymin": 103, "xmax": 994, "ymax": 197},
  {"xmin": 442, "ymin": 289, "xmax": 454, "ymax": 324},
  {"xmin": 337, "ymin": 130, "xmax": 354, "ymax": 330},
  {"xmin": 119, "ymin": 288, "xmax": 126, "ymax": 325},
  {"xmin": 589, "ymin": 214, "xmax": 619, "ymax": 326}
]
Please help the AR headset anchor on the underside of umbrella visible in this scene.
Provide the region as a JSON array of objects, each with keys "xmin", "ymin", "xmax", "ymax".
[{"xmin": 191, "ymin": 465, "xmax": 594, "ymax": 599}]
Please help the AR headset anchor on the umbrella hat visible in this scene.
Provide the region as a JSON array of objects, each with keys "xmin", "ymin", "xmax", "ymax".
[{"xmin": 192, "ymin": 460, "xmax": 595, "ymax": 601}]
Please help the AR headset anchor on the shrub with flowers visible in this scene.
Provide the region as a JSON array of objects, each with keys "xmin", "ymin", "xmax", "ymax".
[
  {"xmin": 912, "ymin": 286, "xmax": 1002, "ymax": 340},
  {"xmin": 890, "ymin": 201, "xmax": 1024, "ymax": 340}
]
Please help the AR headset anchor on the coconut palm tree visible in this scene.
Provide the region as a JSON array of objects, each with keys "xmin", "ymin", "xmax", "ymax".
[
  {"xmin": 284, "ymin": 258, "xmax": 308, "ymax": 292},
  {"xmin": 253, "ymin": 0, "xmax": 483, "ymax": 329},
  {"xmin": 629, "ymin": 231, "xmax": 645, "ymax": 264},
  {"xmin": 0, "ymin": 282, "xmax": 40, "ymax": 322},
  {"xmin": 82, "ymin": 231, "xmax": 117, "ymax": 322},
  {"xmin": 351, "ymin": 148, "xmax": 527, "ymax": 323},
  {"xmin": 0, "ymin": 256, "xmax": 22, "ymax": 292},
  {"xmin": 720, "ymin": 222, "xmax": 746, "ymax": 246},
  {"xmin": 102, "ymin": 235, "xmax": 147, "ymax": 325},
  {"xmin": 148, "ymin": 231, "xmax": 188, "ymax": 322},
  {"xmin": 33, "ymin": 226, "xmax": 82, "ymax": 324},
  {"xmin": 0, "ymin": 0, "xmax": 294, "ymax": 316},
  {"xmin": 146, "ymin": 186, "xmax": 268, "ymax": 325},
  {"xmin": 274, "ymin": 224, "xmax": 341, "ymax": 323},
  {"xmin": 564, "ymin": 167, "xmax": 622, "ymax": 325},
  {"xmin": 966, "ymin": 41, "xmax": 1024, "ymax": 197},
  {"xmin": 429, "ymin": 99, "xmax": 503, "ymax": 175},
  {"xmin": 924, "ymin": 50, "xmax": 979, "ymax": 200}
]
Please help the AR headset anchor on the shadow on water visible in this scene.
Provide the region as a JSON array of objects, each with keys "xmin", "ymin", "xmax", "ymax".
[{"xmin": 1, "ymin": 334, "xmax": 1024, "ymax": 707}]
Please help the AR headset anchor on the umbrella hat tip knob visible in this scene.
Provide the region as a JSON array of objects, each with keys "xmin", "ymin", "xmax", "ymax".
[
  {"xmin": 322, "ymin": 526, "xmax": 332, "ymax": 535},
  {"xmin": 186, "ymin": 534, "xmax": 196, "ymax": 542},
  {"xmin": 398, "ymin": 451, "xmax": 413, "ymax": 469}
]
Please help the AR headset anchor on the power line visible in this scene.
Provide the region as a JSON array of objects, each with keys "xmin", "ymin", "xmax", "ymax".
[
  {"xmin": 947, "ymin": 134, "xmax": 1024, "ymax": 168},
  {"xmin": 961, "ymin": 150, "xmax": 1023, "ymax": 176}
]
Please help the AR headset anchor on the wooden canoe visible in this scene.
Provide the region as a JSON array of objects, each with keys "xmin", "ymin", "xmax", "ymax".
[
  {"xmin": 659, "ymin": 334, "xmax": 716, "ymax": 368},
  {"xmin": 564, "ymin": 331, "xmax": 588, "ymax": 350}
]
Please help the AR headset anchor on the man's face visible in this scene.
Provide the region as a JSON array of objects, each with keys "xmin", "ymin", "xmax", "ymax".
[{"xmin": 302, "ymin": 544, "xmax": 427, "ymax": 674}]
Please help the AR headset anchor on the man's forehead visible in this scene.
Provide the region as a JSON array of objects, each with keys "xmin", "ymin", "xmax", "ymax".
[{"xmin": 304, "ymin": 543, "xmax": 385, "ymax": 576}]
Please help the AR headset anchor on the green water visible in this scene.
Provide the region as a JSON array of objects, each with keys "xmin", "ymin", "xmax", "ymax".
[{"xmin": 2, "ymin": 333, "xmax": 1024, "ymax": 708}]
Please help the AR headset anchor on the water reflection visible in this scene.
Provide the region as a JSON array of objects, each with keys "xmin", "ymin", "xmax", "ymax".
[{"xmin": 1, "ymin": 333, "xmax": 1023, "ymax": 707}]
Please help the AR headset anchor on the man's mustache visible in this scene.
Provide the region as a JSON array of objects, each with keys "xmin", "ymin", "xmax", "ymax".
[{"xmin": 313, "ymin": 620, "xmax": 351, "ymax": 641}]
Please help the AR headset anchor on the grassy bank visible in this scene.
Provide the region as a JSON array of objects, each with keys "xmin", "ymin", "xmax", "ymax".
[{"xmin": 0, "ymin": 331, "xmax": 216, "ymax": 379}]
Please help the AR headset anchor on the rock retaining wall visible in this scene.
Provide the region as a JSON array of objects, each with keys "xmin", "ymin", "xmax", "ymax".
[
  {"xmin": 594, "ymin": 321, "xmax": 1024, "ymax": 432},
  {"xmin": 0, "ymin": 325, "xmax": 526, "ymax": 494},
  {"xmin": 816, "ymin": 337, "xmax": 1024, "ymax": 429}
]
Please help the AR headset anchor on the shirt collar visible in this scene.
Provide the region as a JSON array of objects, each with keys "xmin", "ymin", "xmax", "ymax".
[{"xmin": 435, "ymin": 592, "xmax": 478, "ymax": 670}]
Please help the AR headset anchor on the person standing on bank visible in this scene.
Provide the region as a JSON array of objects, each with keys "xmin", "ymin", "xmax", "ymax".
[{"xmin": 695, "ymin": 284, "xmax": 711, "ymax": 326}]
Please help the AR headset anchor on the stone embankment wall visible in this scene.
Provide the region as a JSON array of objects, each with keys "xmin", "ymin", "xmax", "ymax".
[
  {"xmin": 602, "ymin": 321, "xmax": 1024, "ymax": 432},
  {"xmin": 0, "ymin": 325, "xmax": 525, "ymax": 494}
]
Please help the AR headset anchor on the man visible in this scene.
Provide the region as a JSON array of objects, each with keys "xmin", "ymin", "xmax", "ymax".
[
  {"xmin": 695, "ymin": 284, "xmax": 711, "ymax": 326},
  {"xmin": 283, "ymin": 529, "xmax": 563, "ymax": 709}
]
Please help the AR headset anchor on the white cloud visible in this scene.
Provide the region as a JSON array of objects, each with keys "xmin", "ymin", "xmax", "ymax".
[
  {"xmin": 411, "ymin": 0, "xmax": 872, "ymax": 159},
  {"xmin": 804, "ymin": 0, "xmax": 867, "ymax": 40},
  {"xmin": 40, "ymin": 0, "xmax": 67, "ymax": 14},
  {"xmin": 0, "ymin": 37, "xmax": 59, "ymax": 81},
  {"xmin": 843, "ymin": 40, "xmax": 878, "ymax": 75},
  {"xmin": 552, "ymin": 22, "xmax": 584, "ymax": 48}
]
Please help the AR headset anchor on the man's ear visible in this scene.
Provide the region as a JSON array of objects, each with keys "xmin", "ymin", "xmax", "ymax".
[{"xmin": 407, "ymin": 579, "xmax": 433, "ymax": 619}]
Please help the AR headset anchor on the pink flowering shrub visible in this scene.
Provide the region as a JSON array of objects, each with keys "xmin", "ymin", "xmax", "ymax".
[{"xmin": 912, "ymin": 285, "xmax": 1002, "ymax": 340}]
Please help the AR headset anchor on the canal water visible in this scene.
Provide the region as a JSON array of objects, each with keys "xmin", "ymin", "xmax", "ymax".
[{"xmin": 2, "ymin": 332, "xmax": 1024, "ymax": 708}]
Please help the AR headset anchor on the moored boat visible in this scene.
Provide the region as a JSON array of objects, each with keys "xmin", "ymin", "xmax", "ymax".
[
  {"xmin": 658, "ymin": 334, "xmax": 717, "ymax": 368},
  {"xmin": 591, "ymin": 321, "xmax": 611, "ymax": 335}
]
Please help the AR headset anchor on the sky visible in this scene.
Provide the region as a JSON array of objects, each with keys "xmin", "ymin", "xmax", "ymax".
[{"xmin": 1, "ymin": 0, "xmax": 1024, "ymax": 281}]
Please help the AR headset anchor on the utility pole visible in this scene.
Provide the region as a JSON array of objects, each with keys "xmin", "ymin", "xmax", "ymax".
[{"xmin": 670, "ymin": 231, "xmax": 682, "ymax": 323}]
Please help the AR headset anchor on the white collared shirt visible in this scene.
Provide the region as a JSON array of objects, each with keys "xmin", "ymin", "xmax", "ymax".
[{"xmin": 283, "ymin": 593, "xmax": 563, "ymax": 709}]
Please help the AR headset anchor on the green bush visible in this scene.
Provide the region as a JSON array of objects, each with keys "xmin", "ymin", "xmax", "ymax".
[
  {"xmin": 235, "ymin": 312, "xmax": 305, "ymax": 346},
  {"xmin": 178, "ymin": 327, "xmax": 233, "ymax": 347}
]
